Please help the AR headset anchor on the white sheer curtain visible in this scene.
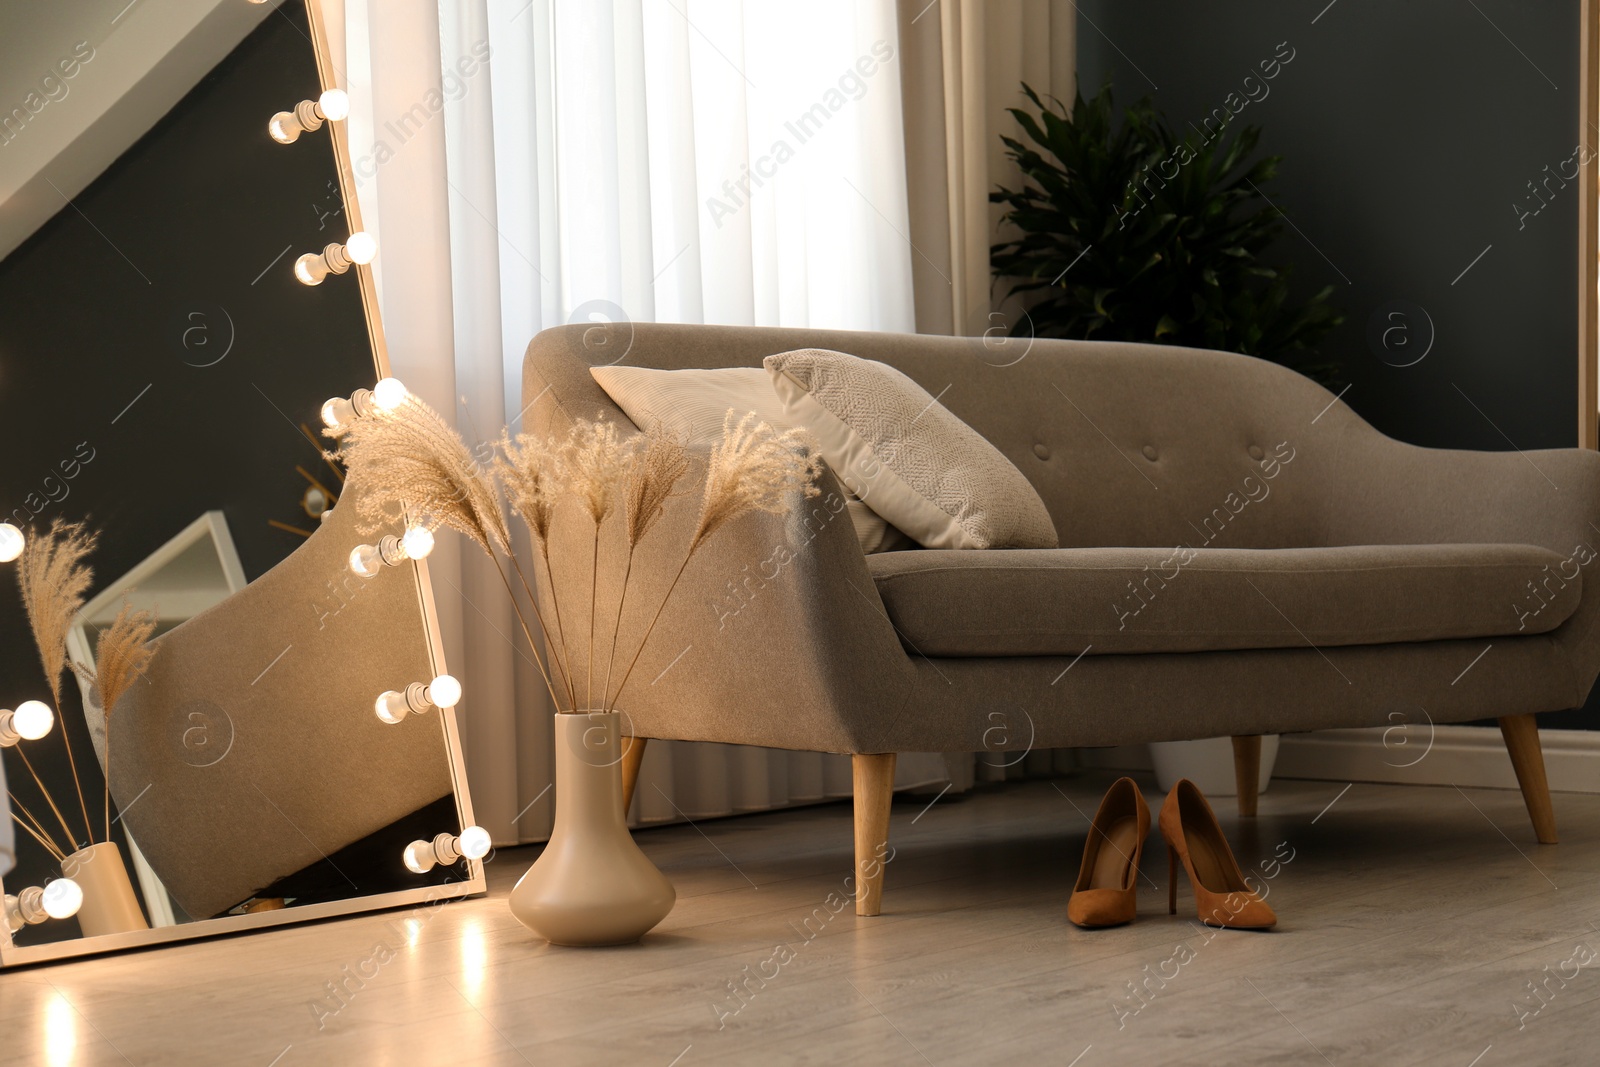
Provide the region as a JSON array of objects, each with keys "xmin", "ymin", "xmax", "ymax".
[{"xmin": 328, "ymin": 0, "xmax": 946, "ymax": 845}]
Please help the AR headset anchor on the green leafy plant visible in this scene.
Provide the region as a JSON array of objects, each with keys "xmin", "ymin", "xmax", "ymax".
[{"xmin": 990, "ymin": 84, "xmax": 1344, "ymax": 375}]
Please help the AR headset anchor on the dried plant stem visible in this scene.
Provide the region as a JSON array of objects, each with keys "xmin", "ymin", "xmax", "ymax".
[
  {"xmin": 10, "ymin": 811, "xmax": 65, "ymax": 863},
  {"xmin": 608, "ymin": 548, "xmax": 695, "ymax": 711},
  {"xmin": 586, "ymin": 526, "xmax": 600, "ymax": 710},
  {"xmin": 8, "ymin": 792, "xmax": 66, "ymax": 861},
  {"xmin": 509, "ymin": 554, "xmax": 576, "ymax": 709},
  {"xmin": 485, "ymin": 558, "xmax": 564, "ymax": 712},
  {"xmin": 58, "ymin": 721, "xmax": 92, "ymax": 846},
  {"xmin": 600, "ymin": 546, "xmax": 636, "ymax": 713},
  {"xmin": 535, "ymin": 544, "xmax": 579, "ymax": 708},
  {"xmin": 14, "ymin": 746, "xmax": 78, "ymax": 851}
]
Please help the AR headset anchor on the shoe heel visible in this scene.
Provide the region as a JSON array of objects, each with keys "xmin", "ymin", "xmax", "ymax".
[{"xmin": 1168, "ymin": 844, "xmax": 1178, "ymax": 915}]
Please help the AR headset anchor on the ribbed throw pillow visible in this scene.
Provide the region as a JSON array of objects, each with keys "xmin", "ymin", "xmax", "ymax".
[
  {"xmin": 589, "ymin": 365, "xmax": 909, "ymax": 553},
  {"xmin": 764, "ymin": 349, "xmax": 1058, "ymax": 550}
]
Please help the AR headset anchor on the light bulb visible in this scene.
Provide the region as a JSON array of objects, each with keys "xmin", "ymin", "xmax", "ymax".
[
  {"xmin": 321, "ymin": 396, "xmax": 355, "ymax": 430},
  {"xmin": 267, "ymin": 113, "xmax": 298, "ymax": 144},
  {"xmin": 403, "ymin": 840, "xmax": 435, "ymax": 875},
  {"xmin": 0, "ymin": 522, "xmax": 25, "ymax": 562},
  {"xmin": 318, "ymin": 88, "xmax": 350, "ymax": 121},
  {"xmin": 294, "ymin": 252, "xmax": 327, "ymax": 285},
  {"xmin": 13, "ymin": 700, "xmax": 54, "ymax": 741},
  {"xmin": 427, "ymin": 674, "xmax": 462, "ymax": 709},
  {"xmin": 41, "ymin": 879, "xmax": 82, "ymax": 920},
  {"xmin": 375, "ymin": 690, "xmax": 409, "ymax": 725},
  {"xmin": 372, "ymin": 377, "xmax": 406, "ymax": 411},
  {"xmin": 349, "ymin": 543, "xmax": 383, "ymax": 578},
  {"xmin": 344, "ymin": 231, "xmax": 377, "ymax": 265},
  {"xmin": 401, "ymin": 526, "xmax": 435, "ymax": 560},
  {"xmin": 457, "ymin": 825, "xmax": 491, "ymax": 861}
]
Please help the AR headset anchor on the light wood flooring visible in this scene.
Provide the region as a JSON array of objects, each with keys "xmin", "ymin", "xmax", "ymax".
[{"xmin": 2, "ymin": 773, "xmax": 1597, "ymax": 1066}]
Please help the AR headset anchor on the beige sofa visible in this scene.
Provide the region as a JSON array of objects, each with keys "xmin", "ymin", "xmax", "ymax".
[{"xmin": 524, "ymin": 323, "xmax": 1593, "ymax": 915}]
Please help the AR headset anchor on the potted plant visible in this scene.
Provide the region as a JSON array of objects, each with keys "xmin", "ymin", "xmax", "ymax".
[{"xmin": 990, "ymin": 83, "xmax": 1345, "ymax": 378}]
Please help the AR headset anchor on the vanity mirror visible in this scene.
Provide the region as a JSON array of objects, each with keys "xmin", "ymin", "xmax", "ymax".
[{"xmin": 0, "ymin": 0, "xmax": 483, "ymax": 966}]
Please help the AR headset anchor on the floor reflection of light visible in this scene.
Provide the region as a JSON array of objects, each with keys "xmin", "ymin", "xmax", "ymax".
[
  {"xmin": 460, "ymin": 919, "xmax": 487, "ymax": 1002},
  {"xmin": 45, "ymin": 993, "xmax": 76, "ymax": 1067},
  {"xmin": 403, "ymin": 918, "xmax": 421, "ymax": 948}
]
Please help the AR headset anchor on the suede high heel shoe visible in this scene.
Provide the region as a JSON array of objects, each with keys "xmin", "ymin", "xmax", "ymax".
[
  {"xmin": 1067, "ymin": 777, "xmax": 1150, "ymax": 928},
  {"xmin": 1160, "ymin": 778, "xmax": 1276, "ymax": 930}
]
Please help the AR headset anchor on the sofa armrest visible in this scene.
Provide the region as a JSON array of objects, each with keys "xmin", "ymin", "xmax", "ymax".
[
  {"xmin": 534, "ymin": 459, "xmax": 917, "ymax": 753},
  {"xmin": 1319, "ymin": 414, "xmax": 1600, "ymax": 704}
]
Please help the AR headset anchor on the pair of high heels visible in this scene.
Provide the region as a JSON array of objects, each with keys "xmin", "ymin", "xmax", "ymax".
[{"xmin": 1066, "ymin": 777, "xmax": 1276, "ymax": 930}]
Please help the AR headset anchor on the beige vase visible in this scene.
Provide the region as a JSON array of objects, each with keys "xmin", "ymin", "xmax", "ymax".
[
  {"xmin": 509, "ymin": 711, "xmax": 675, "ymax": 946},
  {"xmin": 62, "ymin": 842, "xmax": 149, "ymax": 938}
]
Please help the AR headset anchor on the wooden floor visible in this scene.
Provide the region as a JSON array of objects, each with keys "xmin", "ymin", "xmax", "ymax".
[{"xmin": 2, "ymin": 772, "xmax": 1597, "ymax": 1066}]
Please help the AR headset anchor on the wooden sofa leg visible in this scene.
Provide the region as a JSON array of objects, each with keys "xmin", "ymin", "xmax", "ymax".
[
  {"xmin": 1498, "ymin": 714, "xmax": 1558, "ymax": 844},
  {"xmin": 853, "ymin": 753, "xmax": 897, "ymax": 916},
  {"xmin": 1232, "ymin": 736, "xmax": 1261, "ymax": 817},
  {"xmin": 620, "ymin": 736, "xmax": 648, "ymax": 816}
]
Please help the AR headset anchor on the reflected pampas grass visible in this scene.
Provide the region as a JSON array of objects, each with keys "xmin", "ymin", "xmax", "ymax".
[
  {"xmin": 86, "ymin": 603, "xmax": 156, "ymax": 839},
  {"xmin": 15, "ymin": 519, "xmax": 97, "ymax": 847}
]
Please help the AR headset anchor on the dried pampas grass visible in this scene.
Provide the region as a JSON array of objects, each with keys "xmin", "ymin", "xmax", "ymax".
[
  {"xmin": 18, "ymin": 520, "xmax": 97, "ymax": 708},
  {"xmin": 560, "ymin": 420, "xmax": 637, "ymax": 527},
  {"xmin": 608, "ymin": 411, "xmax": 820, "ymax": 709},
  {"xmin": 624, "ymin": 426, "xmax": 690, "ymax": 549},
  {"xmin": 89, "ymin": 603, "xmax": 156, "ymax": 839},
  {"xmin": 16, "ymin": 519, "xmax": 98, "ymax": 847},
  {"xmin": 496, "ymin": 430, "xmax": 565, "ymax": 546},
  {"xmin": 692, "ymin": 411, "xmax": 822, "ymax": 551},
  {"xmin": 327, "ymin": 396, "xmax": 509, "ymax": 555}
]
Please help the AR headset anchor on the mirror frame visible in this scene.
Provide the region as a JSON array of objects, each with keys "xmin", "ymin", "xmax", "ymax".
[{"xmin": 0, "ymin": 0, "xmax": 485, "ymax": 968}]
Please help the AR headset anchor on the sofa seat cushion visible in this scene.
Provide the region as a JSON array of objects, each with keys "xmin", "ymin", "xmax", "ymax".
[{"xmin": 866, "ymin": 544, "xmax": 1579, "ymax": 657}]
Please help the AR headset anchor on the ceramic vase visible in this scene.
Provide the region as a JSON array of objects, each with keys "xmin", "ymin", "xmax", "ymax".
[
  {"xmin": 62, "ymin": 842, "xmax": 149, "ymax": 937},
  {"xmin": 509, "ymin": 711, "xmax": 674, "ymax": 946}
]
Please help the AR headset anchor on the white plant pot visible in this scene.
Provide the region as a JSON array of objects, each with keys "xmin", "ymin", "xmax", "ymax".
[{"xmin": 1149, "ymin": 736, "xmax": 1280, "ymax": 797}]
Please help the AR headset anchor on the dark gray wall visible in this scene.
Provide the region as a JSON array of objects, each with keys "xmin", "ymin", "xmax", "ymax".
[{"xmin": 1075, "ymin": 0, "xmax": 1595, "ymax": 727}]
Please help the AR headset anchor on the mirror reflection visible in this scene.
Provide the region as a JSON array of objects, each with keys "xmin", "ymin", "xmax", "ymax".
[{"xmin": 0, "ymin": 0, "xmax": 477, "ymax": 957}]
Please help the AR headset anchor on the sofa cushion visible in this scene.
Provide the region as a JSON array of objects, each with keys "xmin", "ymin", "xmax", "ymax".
[
  {"xmin": 588, "ymin": 364, "xmax": 909, "ymax": 552},
  {"xmin": 867, "ymin": 544, "xmax": 1580, "ymax": 657},
  {"xmin": 765, "ymin": 349, "xmax": 1058, "ymax": 550}
]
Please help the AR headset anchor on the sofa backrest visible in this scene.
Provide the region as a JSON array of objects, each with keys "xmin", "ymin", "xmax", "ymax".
[{"xmin": 523, "ymin": 322, "xmax": 1356, "ymax": 551}]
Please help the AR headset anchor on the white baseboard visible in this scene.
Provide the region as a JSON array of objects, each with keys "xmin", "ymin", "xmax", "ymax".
[{"xmin": 1076, "ymin": 727, "xmax": 1600, "ymax": 794}]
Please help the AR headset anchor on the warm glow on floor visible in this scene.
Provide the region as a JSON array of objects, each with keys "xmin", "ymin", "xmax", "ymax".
[
  {"xmin": 459, "ymin": 919, "xmax": 486, "ymax": 1002},
  {"xmin": 45, "ymin": 994, "xmax": 76, "ymax": 1067}
]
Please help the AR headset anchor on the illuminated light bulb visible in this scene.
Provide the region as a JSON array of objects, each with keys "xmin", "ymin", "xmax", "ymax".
[
  {"xmin": 426, "ymin": 674, "xmax": 462, "ymax": 709},
  {"xmin": 0, "ymin": 701, "xmax": 53, "ymax": 747},
  {"xmin": 403, "ymin": 840, "xmax": 436, "ymax": 875},
  {"xmin": 372, "ymin": 377, "xmax": 407, "ymax": 411},
  {"xmin": 267, "ymin": 113, "xmax": 298, "ymax": 144},
  {"xmin": 344, "ymin": 230, "xmax": 377, "ymax": 265},
  {"xmin": 375, "ymin": 674, "xmax": 461, "ymax": 724},
  {"xmin": 318, "ymin": 88, "xmax": 350, "ymax": 121},
  {"xmin": 294, "ymin": 251, "xmax": 328, "ymax": 285},
  {"xmin": 41, "ymin": 879, "xmax": 82, "ymax": 920},
  {"xmin": 403, "ymin": 827, "xmax": 490, "ymax": 874},
  {"xmin": 13, "ymin": 700, "xmax": 53, "ymax": 740},
  {"xmin": 349, "ymin": 543, "xmax": 383, "ymax": 579},
  {"xmin": 401, "ymin": 525, "xmax": 434, "ymax": 561},
  {"xmin": 321, "ymin": 396, "xmax": 356, "ymax": 430},
  {"xmin": 374, "ymin": 690, "xmax": 410, "ymax": 725},
  {"xmin": 0, "ymin": 524, "xmax": 23, "ymax": 563},
  {"xmin": 457, "ymin": 825, "xmax": 492, "ymax": 861}
]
